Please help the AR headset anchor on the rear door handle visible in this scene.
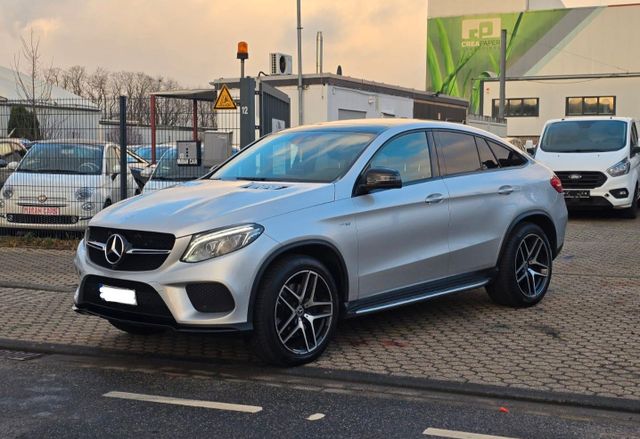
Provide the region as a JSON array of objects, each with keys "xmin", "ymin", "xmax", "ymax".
[
  {"xmin": 498, "ymin": 185, "xmax": 514, "ymax": 195},
  {"xmin": 425, "ymin": 193, "xmax": 445, "ymax": 205}
]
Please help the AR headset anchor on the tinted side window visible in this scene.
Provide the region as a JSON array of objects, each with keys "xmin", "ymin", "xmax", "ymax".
[
  {"xmin": 476, "ymin": 138, "xmax": 499, "ymax": 170},
  {"xmin": 369, "ymin": 132, "xmax": 431, "ymax": 184},
  {"xmin": 487, "ymin": 140, "xmax": 527, "ymax": 168},
  {"xmin": 435, "ymin": 131, "xmax": 481, "ymax": 175},
  {"xmin": 631, "ymin": 123, "xmax": 638, "ymax": 147}
]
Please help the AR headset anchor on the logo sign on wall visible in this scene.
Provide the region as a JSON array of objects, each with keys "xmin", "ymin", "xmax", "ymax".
[{"xmin": 461, "ymin": 18, "xmax": 501, "ymax": 47}]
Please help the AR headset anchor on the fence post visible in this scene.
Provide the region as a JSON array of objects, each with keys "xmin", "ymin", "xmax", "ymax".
[
  {"xmin": 239, "ymin": 77, "xmax": 256, "ymax": 149},
  {"xmin": 119, "ymin": 95, "xmax": 128, "ymax": 200}
]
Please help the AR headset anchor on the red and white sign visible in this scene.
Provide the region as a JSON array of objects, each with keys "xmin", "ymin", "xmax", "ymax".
[{"xmin": 22, "ymin": 206, "xmax": 60, "ymax": 215}]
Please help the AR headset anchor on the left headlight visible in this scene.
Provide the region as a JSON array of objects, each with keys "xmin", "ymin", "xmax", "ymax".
[
  {"xmin": 181, "ymin": 224, "xmax": 264, "ymax": 263},
  {"xmin": 75, "ymin": 187, "xmax": 94, "ymax": 201},
  {"xmin": 607, "ymin": 158, "xmax": 631, "ymax": 177},
  {"xmin": 2, "ymin": 185, "xmax": 14, "ymax": 199}
]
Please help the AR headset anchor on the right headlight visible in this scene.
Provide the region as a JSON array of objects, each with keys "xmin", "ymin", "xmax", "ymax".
[
  {"xmin": 2, "ymin": 185, "xmax": 14, "ymax": 199},
  {"xmin": 181, "ymin": 224, "xmax": 264, "ymax": 263},
  {"xmin": 607, "ymin": 158, "xmax": 631, "ymax": 177}
]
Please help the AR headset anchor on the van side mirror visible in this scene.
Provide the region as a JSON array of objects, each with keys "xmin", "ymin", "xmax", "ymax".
[
  {"xmin": 632, "ymin": 146, "xmax": 640, "ymax": 157},
  {"xmin": 0, "ymin": 159, "xmax": 7, "ymax": 168},
  {"xmin": 7, "ymin": 161, "xmax": 19, "ymax": 171},
  {"xmin": 356, "ymin": 168, "xmax": 402, "ymax": 195}
]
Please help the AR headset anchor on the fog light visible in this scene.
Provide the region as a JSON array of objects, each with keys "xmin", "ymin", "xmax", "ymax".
[
  {"xmin": 81, "ymin": 202, "xmax": 95, "ymax": 211},
  {"xmin": 7, "ymin": 214, "xmax": 14, "ymax": 222},
  {"xmin": 610, "ymin": 188, "xmax": 629, "ymax": 199}
]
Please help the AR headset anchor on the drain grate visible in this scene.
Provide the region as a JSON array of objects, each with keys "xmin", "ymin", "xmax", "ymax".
[{"xmin": 0, "ymin": 349, "xmax": 43, "ymax": 361}]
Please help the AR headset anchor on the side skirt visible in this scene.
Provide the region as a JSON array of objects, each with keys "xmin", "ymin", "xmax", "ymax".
[{"xmin": 343, "ymin": 270, "xmax": 495, "ymax": 317}]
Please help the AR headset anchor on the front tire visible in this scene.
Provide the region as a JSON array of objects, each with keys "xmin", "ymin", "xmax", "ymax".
[
  {"xmin": 486, "ymin": 223, "xmax": 552, "ymax": 307},
  {"xmin": 251, "ymin": 255, "xmax": 339, "ymax": 366},
  {"xmin": 620, "ymin": 185, "xmax": 638, "ymax": 219}
]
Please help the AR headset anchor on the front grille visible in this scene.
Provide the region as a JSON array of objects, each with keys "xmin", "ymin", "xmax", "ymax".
[
  {"xmin": 556, "ymin": 171, "xmax": 607, "ymax": 189},
  {"xmin": 87, "ymin": 226, "xmax": 175, "ymax": 271},
  {"xmin": 77, "ymin": 275, "xmax": 175, "ymax": 325},
  {"xmin": 7, "ymin": 214, "xmax": 78, "ymax": 224}
]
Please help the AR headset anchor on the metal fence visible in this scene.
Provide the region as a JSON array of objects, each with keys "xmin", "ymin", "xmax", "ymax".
[{"xmin": 0, "ymin": 96, "xmax": 240, "ymax": 237}]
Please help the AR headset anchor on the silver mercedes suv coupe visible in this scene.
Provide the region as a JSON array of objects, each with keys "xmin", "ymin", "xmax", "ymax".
[{"xmin": 74, "ymin": 120, "xmax": 568, "ymax": 366}]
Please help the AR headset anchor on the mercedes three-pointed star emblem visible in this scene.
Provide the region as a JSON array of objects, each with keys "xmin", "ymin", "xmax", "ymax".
[{"xmin": 104, "ymin": 234, "xmax": 127, "ymax": 265}]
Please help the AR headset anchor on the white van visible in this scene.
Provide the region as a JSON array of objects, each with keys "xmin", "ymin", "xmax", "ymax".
[{"xmin": 535, "ymin": 117, "xmax": 640, "ymax": 218}]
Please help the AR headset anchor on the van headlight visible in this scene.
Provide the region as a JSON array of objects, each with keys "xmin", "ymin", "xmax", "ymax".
[
  {"xmin": 181, "ymin": 224, "xmax": 264, "ymax": 263},
  {"xmin": 607, "ymin": 158, "xmax": 630, "ymax": 177},
  {"xmin": 75, "ymin": 187, "xmax": 94, "ymax": 200},
  {"xmin": 2, "ymin": 185, "xmax": 14, "ymax": 199}
]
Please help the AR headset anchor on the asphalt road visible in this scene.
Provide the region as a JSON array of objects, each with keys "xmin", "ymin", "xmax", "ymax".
[{"xmin": 1, "ymin": 352, "xmax": 638, "ymax": 439}]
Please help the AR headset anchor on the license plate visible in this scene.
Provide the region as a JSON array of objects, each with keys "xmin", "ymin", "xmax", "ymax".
[
  {"xmin": 564, "ymin": 190, "xmax": 590, "ymax": 199},
  {"xmin": 22, "ymin": 206, "xmax": 60, "ymax": 215},
  {"xmin": 99, "ymin": 285, "xmax": 137, "ymax": 306}
]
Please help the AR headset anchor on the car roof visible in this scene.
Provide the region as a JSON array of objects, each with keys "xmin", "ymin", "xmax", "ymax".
[
  {"xmin": 544, "ymin": 116, "xmax": 633, "ymax": 125},
  {"xmin": 29, "ymin": 139, "xmax": 111, "ymax": 148},
  {"xmin": 282, "ymin": 118, "xmax": 509, "ymax": 144}
]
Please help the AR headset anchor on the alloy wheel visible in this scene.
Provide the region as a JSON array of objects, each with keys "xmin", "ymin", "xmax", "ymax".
[
  {"xmin": 274, "ymin": 270, "xmax": 334, "ymax": 355},
  {"xmin": 514, "ymin": 233, "xmax": 551, "ymax": 298}
]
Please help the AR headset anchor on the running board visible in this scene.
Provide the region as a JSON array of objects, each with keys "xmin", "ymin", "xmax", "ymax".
[{"xmin": 344, "ymin": 274, "xmax": 492, "ymax": 317}]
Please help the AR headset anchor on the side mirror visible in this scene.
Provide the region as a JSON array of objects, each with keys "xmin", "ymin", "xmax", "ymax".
[
  {"xmin": 111, "ymin": 164, "xmax": 121, "ymax": 179},
  {"xmin": 0, "ymin": 159, "xmax": 7, "ymax": 168},
  {"xmin": 356, "ymin": 168, "xmax": 402, "ymax": 195},
  {"xmin": 7, "ymin": 161, "xmax": 19, "ymax": 171},
  {"xmin": 524, "ymin": 140, "xmax": 536, "ymax": 156},
  {"xmin": 632, "ymin": 145, "xmax": 640, "ymax": 157}
]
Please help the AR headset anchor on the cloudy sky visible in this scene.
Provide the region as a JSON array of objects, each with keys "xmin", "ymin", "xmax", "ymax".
[{"xmin": 0, "ymin": 0, "xmax": 427, "ymax": 90}]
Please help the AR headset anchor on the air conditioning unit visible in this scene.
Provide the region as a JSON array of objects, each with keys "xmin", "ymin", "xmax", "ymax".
[{"xmin": 270, "ymin": 53, "xmax": 293, "ymax": 75}]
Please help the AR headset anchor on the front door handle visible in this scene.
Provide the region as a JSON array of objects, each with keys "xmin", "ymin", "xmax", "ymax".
[
  {"xmin": 498, "ymin": 185, "xmax": 514, "ymax": 195},
  {"xmin": 425, "ymin": 193, "xmax": 445, "ymax": 205}
]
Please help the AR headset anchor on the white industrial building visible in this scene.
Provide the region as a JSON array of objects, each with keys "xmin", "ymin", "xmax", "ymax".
[
  {"xmin": 0, "ymin": 65, "xmax": 100, "ymax": 140},
  {"xmin": 427, "ymin": 0, "xmax": 640, "ymax": 140}
]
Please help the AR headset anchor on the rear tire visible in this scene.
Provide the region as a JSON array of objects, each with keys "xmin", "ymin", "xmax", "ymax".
[
  {"xmin": 251, "ymin": 255, "xmax": 339, "ymax": 366},
  {"xmin": 486, "ymin": 222, "xmax": 552, "ymax": 307},
  {"xmin": 109, "ymin": 320, "xmax": 165, "ymax": 335}
]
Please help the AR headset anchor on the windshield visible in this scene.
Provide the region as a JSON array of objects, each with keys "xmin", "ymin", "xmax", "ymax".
[
  {"xmin": 211, "ymin": 131, "xmax": 376, "ymax": 183},
  {"xmin": 540, "ymin": 120, "xmax": 627, "ymax": 153},
  {"xmin": 151, "ymin": 148, "xmax": 210, "ymax": 181},
  {"xmin": 130, "ymin": 145, "xmax": 171, "ymax": 162},
  {"xmin": 18, "ymin": 142, "xmax": 104, "ymax": 174}
]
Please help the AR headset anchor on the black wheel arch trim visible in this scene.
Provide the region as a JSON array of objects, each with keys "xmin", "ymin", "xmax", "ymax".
[
  {"xmin": 500, "ymin": 210, "xmax": 559, "ymax": 261},
  {"xmin": 248, "ymin": 239, "xmax": 350, "ymax": 324}
]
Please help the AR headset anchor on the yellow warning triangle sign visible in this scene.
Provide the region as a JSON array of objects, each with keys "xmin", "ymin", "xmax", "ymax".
[{"xmin": 214, "ymin": 84, "xmax": 237, "ymax": 110}]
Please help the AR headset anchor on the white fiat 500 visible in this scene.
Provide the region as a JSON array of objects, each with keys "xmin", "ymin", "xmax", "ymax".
[{"xmin": 0, "ymin": 140, "xmax": 138, "ymax": 231}]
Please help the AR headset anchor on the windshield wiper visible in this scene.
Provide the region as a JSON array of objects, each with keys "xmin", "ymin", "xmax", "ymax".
[{"xmin": 235, "ymin": 177, "xmax": 269, "ymax": 181}]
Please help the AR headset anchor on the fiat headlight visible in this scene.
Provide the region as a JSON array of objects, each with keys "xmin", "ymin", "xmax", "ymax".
[
  {"xmin": 2, "ymin": 185, "xmax": 14, "ymax": 199},
  {"xmin": 75, "ymin": 187, "xmax": 94, "ymax": 201},
  {"xmin": 181, "ymin": 224, "xmax": 264, "ymax": 263},
  {"xmin": 607, "ymin": 158, "xmax": 630, "ymax": 177}
]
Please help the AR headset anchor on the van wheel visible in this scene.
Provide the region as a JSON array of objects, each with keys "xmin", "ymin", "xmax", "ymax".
[
  {"xmin": 486, "ymin": 222, "xmax": 552, "ymax": 307},
  {"xmin": 620, "ymin": 185, "xmax": 638, "ymax": 219},
  {"xmin": 251, "ymin": 255, "xmax": 339, "ymax": 366},
  {"xmin": 109, "ymin": 320, "xmax": 165, "ymax": 335}
]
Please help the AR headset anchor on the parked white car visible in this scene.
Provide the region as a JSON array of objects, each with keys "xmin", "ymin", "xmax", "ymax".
[
  {"xmin": 0, "ymin": 140, "xmax": 138, "ymax": 231},
  {"xmin": 535, "ymin": 117, "xmax": 640, "ymax": 218}
]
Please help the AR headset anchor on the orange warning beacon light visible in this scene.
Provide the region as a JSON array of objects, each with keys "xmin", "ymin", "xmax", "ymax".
[{"xmin": 237, "ymin": 41, "xmax": 249, "ymax": 60}]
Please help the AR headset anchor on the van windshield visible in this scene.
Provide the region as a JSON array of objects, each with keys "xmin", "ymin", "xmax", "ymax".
[{"xmin": 540, "ymin": 120, "xmax": 627, "ymax": 153}]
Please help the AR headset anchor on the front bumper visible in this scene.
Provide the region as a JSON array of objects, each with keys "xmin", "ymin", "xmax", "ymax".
[
  {"xmin": 73, "ymin": 233, "xmax": 279, "ymax": 330},
  {"xmin": 0, "ymin": 199, "xmax": 103, "ymax": 231},
  {"xmin": 564, "ymin": 174, "xmax": 637, "ymax": 209}
]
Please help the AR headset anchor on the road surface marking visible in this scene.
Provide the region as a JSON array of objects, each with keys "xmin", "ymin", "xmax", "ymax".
[
  {"xmin": 103, "ymin": 391, "xmax": 262, "ymax": 413},
  {"xmin": 423, "ymin": 428, "xmax": 518, "ymax": 439},
  {"xmin": 306, "ymin": 413, "xmax": 325, "ymax": 421}
]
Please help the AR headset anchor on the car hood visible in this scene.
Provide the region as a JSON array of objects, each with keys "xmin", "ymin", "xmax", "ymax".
[
  {"xmin": 91, "ymin": 179, "xmax": 335, "ymax": 237},
  {"xmin": 534, "ymin": 149, "xmax": 627, "ymax": 172},
  {"xmin": 5, "ymin": 172, "xmax": 104, "ymax": 196}
]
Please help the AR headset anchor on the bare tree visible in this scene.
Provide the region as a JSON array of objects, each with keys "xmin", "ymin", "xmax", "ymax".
[{"xmin": 12, "ymin": 28, "xmax": 53, "ymax": 138}]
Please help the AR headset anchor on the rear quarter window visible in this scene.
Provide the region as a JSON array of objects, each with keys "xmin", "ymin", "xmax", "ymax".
[{"xmin": 486, "ymin": 140, "xmax": 527, "ymax": 167}]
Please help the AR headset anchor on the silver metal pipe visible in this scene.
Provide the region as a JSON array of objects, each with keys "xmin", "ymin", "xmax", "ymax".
[
  {"xmin": 297, "ymin": 0, "xmax": 304, "ymax": 125},
  {"xmin": 316, "ymin": 31, "xmax": 323, "ymax": 74}
]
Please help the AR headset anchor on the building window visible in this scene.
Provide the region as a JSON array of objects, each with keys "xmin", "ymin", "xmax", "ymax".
[
  {"xmin": 565, "ymin": 96, "xmax": 615, "ymax": 116},
  {"xmin": 492, "ymin": 98, "xmax": 539, "ymax": 117}
]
